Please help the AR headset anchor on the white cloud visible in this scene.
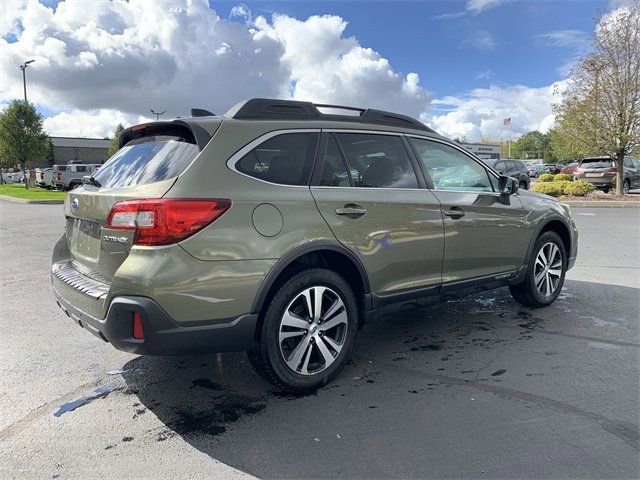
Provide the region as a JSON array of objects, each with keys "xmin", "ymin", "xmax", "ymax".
[
  {"xmin": 425, "ymin": 82, "xmax": 566, "ymax": 141},
  {"xmin": 475, "ymin": 69, "xmax": 494, "ymax": 80},
  {"xmin": 534, "ymin": 29, "xmax": 589, "ymax": 48},
  {"xmin": 1, "ymin": 0, "xmax": 431, "ymax": 137},
  {"xmin": 461, "ymin": 30, "xmax": 497, "ymax": 51},
  {"xmin": 254, "ymin": 14, "xmax": 432, "ymax": 118},
  {"xmin": 43, "ymin": 109, "xmax": 152, "ymax": 138},
  {"xmin": 434, "ymin": 0, "xmax": 511, "ymax": 19}
]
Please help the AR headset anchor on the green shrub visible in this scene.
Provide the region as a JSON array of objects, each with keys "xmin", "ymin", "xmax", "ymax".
[
  {"xmin": 531, "ymin": 182, "xmax": 565, "ymax": 197},
  {"xmin": 553, "ymin": 173, "xmax": 574, "ymax": 182},
  {"xmin": 538, "ymin": 173, "xmax": 554, "ymax": 182},
  {"xmin": 564, "ymin": 180, "xmax": 595, "ymax": 196}
]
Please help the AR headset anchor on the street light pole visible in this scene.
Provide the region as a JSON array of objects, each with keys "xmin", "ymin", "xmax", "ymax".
[
  {"xmin": 19, "ymin": 60, "xmax": 35, "ymax": 102},
  {"xmin": 150, "ymin": 109, "xmax": 166, "ymax": 121}
]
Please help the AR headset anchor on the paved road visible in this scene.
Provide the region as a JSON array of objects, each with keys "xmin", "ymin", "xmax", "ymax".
[{"xmin": 0, "ymin": 202, "xmax": 638, "ymax": 479}]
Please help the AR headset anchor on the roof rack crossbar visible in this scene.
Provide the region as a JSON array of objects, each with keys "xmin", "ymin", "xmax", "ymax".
[{"xmin": 229, "ymin": 98, "xmax": 435, "ymax": 133}]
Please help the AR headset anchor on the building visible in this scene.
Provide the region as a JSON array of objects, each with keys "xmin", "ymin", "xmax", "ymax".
[
  {"xmin": 51, "ymin": 137, "xmax": 111, "ymax": 165},
  {"xmin": 460, "ymin": 142, "xmax": 501, "ymax": 160}
]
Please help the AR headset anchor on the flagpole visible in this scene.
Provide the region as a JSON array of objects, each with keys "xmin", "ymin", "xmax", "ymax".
[{"xmin": 508, "ymin": 119, "xmax": 512, "ymax": 158}]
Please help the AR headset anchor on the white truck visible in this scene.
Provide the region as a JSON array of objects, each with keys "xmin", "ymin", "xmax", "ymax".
[{"xmin": 52, "ymin": 163, "xmax": 101, "ymax": 190}]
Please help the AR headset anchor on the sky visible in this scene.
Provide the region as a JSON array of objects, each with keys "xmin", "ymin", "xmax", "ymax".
[{"xmin": 0, "ymin": 0, "xmax": 632, "ymax": 141}]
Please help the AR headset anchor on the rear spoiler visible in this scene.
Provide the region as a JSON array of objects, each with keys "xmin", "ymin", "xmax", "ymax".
[{"xmin": 118, "ymin": 120, "xmax": 213, "ymax": 151}]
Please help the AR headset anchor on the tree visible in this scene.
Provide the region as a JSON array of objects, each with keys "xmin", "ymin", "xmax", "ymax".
[
  {"xmin": 108, "ymin": 123, "xmax": 125, "ymax": 156},
  {"xmin": 548, "ymin": 127, "xmax": 591, "ymax": 162},
  {"xmin": 0, "ymin": 100, "xmax": 49, "ymax": 189},
  {"xmin": 44, "ymin": 138, "xmax": 55, "ymax": 166},
  {"xmin": 510, "ymin": 131, "xmax": 554, "ymax": 162},
  {"xmin": 553, "ymin": 2, "xmax": 640, "ymax": 194}
]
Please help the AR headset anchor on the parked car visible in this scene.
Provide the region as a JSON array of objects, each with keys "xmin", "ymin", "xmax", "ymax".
[
  {"xmin": 526, "ymin": 164, "xmax": 545, "ymax": 178},
  {"xmin": 573, "ymin": 156, "xmax": 640, "ymax": 193},
  {"xmin": 52, "ymin": 163, "xmax": 101, "ymax": 190},
  {"xmin": 51, "ymin": 98, "xmax": 578, "ymax": 391},
  {"xmin": 1, "ymin": 172, "xmax": 15, "ymax": 184},
  {"xmin": 560, "ymin": 162, "xmax": 579, "ymax": 175},
  {"xmin": 484, "ymin": 159, "xmax": 530, "ymax": 189},
  {"xmin": 544, "ymin": 163, "xmax": 560, "ymax": 174},
  {"xmin": 35, "ymin": 167, "xmax": 53, "ymax": 188}
]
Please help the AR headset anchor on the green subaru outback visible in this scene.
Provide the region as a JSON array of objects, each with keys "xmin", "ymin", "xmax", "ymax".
[{"xmin": 51, "ymin": 98, "xmax": 578, "ymax": 390}]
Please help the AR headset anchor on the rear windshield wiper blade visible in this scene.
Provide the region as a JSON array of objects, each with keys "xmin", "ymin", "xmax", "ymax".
[{"xmin": 88, "ymin": 176, "xmax": 101, "ymax": 188}]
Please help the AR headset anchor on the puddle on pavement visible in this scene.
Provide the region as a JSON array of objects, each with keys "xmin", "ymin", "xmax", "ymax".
[{"xmin": 53, "ymin": 384, "xmax": 121, "ymax": 417}]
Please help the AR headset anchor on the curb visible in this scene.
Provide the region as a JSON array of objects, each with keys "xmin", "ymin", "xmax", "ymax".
[
  {"xmin": 561, "ymin": 200, "xmax": 640, "ymax": 208},
  {"xmin": 0, "ymin": 194, "xmax": 64, "ymax": 205}
]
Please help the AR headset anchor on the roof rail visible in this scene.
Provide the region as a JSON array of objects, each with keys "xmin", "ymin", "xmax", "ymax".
[{"xmin": 228, "ymin": 98, "xmax": 435, "ymax": 133}]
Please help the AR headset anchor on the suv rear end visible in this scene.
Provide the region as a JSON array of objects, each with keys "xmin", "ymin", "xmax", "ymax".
[
  {"xmin": 574, "ymin": 156, "xmax": 616, "ymax": 191},
  {"xmin": 52, "ymin": 118, "xmax": 258, "ymax": 353}
]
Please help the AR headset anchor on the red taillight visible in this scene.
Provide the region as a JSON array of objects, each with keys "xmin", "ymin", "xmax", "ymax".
[
  {"xmin": 133, "ymin": 312, "xmax": 144, "ymax": 339},
  {"xmin": 107, "ymin": 198, "xmax": 231, "ymax": 246},
  {"xmin": 607, "ymin": 166, "xmax": 618, "ymax": 173},
  {"xmin": 56, "ymin": 171, "xmax": 61, "ymax": 181}
]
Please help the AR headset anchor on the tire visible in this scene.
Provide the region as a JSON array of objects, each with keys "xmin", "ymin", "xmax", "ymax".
[
  {"xmin": 519, "ymin": 180, "xmax": 528, "ymax": 190},
  {"xmin": 623, "ymin": 179, "xmax": 630, "ymax": 195},
  {"xmin": 509, "ymin": 231, "xmax": 567, "ymax": 308},
  {"xmin": 248, "ymin": 268, "xmax": 359, "ymax": 391}
]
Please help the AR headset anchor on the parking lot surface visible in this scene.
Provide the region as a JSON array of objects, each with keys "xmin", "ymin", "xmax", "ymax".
[{"xmin": 0, "ymin": 201, "xmax": 638, "ymax": 479}]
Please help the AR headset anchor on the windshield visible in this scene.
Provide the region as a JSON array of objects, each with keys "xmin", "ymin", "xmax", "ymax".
[{"xmin": 92, "ymin": 136, "xmax": 199, "ymax": 189}]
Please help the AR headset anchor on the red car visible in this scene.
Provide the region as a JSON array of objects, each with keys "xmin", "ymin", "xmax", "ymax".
[{"xmin": 560, "ymin": 162, "xmax": 579, "ymax": 175}]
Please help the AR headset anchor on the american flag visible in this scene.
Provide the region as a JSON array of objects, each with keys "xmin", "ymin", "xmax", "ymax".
[{"xmin": 503, "ymin": 117, "xmax": 511, "ymax": 125}]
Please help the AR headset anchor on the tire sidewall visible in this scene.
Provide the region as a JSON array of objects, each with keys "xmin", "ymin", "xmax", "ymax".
[
  {"xmin": 261, "ymin": 269, "xmax": 358, "ymax": 390},
  {"xmin": 526, "ymin": 232, "xmax": 567, "ymax": 305}
]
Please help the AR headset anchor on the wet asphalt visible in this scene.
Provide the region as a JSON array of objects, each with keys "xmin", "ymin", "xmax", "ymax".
[{"xmin": 0, "ymin": 202, "xmax": 638, "ymax": 479}]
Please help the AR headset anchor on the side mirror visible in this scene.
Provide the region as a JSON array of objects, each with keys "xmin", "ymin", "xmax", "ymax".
[{"xmin": 498, "ymin": 175, "xmax": 518, "ymax": 196}]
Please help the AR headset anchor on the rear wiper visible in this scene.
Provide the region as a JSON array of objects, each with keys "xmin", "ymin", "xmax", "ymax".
[{"xmin": 82, "ymin": 175, "xmax": 102, "ymax": 188}]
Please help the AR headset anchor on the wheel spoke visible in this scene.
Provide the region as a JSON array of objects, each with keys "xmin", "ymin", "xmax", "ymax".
[
  {"xmin": 538, "ymin": 248, "xmax": 548, "ymax": 266},
  {"xmin": 545, "ymin": 274, "xmax": 552, "ymax": 296},
  {"xmin": 315, "ymin": 336, "xmax": 335, "ymax": 367},
  {"xmin": 319, "ymin": 311, "xmax": 348, "ymax": 331},
  {"xmin": 301, "ymin": 289, "xmax": 313, "ymax": 319},
  {"xmin": 548, "ymin": 268, "xmax": 562, "ymax": 277},
  {"xmin": 300, "ymin": 341, "xmax": 314, "ymax": 375},
  {"xmin": 281, "ymin": 311, "xmax": 309, "ymax": 330},
  {"xmin": 321, "ymin": 297, "xmax": 344, "ymax": 322},
  {"xmin": 534, "ymin": 270, "xmax": 546, "ymax": 286},
  {"xmin": 286, "ymin": 336, "xmax": 311, "ymax": 372},
  {"xmin": 322, "ymin": 335, "xmax": 342, "ymax": 351},
  {"xmin": 279, "ymin": 330, "xmax": 306, "ymax": 343},
  {"xmin": 313, "ymin": 287, "xmax": 325, "ymax": 322}
]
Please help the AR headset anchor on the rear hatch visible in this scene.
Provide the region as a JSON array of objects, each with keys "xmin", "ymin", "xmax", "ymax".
[
  {"xmin": 63, "ymin": 121, "xmax": 210, "ymax": 283},
  {"xmin": 576, "ymin": 157, "xmax": 615, "ymax": 182}
]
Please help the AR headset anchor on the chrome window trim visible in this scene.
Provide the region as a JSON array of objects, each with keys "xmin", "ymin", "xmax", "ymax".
[
  {"xmin": 311, "ymin": 186, "xmax": 427, "ymax": 192},
  {"xmin": 226, "ymin": 129, "xmax": 321, "ymax": 188}
]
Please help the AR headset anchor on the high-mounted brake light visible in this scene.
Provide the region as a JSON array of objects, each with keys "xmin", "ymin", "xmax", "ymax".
[{"xmin": 107, "ymin": 199, "xmax": 231, "ymax": 246}]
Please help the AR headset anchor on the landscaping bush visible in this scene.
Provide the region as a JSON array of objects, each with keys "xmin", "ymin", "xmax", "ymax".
[
  {"xmin": 538, "ymin": 173, "xmax": 554, "ymax": 182},
  {"xmin": 564, "ymin": 180, "xmax": 595, "ymax": 196},
  {"xmin": 531, "ymin": 182, "xmax": 565, "ymax": 197},
  {"xmin": 553, "ymin": 173, "xmax": 574, "ymax": 182}
]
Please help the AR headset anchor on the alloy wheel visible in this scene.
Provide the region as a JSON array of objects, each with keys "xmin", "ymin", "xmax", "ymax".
[
  {"xmin": 534, "ymin": 242, "xmax": 563, "ymax": 297},
  {"xmin": 278, "ymin": 286, "xmax": 348, "ymax": 376}
]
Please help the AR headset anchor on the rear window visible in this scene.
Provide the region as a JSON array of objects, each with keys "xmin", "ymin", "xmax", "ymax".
[
  {"xmin": 580, "ymin": 158, "xmax": 613, "ymax": 168},
  {"xmin": 92, "ymin": 135, "xmax": 198, "ymax": 189}
]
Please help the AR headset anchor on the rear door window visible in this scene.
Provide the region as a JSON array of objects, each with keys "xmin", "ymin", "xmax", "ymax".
[
  {"xmin": 235, "ymin": 132, "xmax": 319, "ymax": 186},
  {"xmin": 334, "ymin": 133, "xmax": 419, "ymax": 188},
  {"xmin": 92, "ymin": 135, "xmax": 199, "ymax": 189}
]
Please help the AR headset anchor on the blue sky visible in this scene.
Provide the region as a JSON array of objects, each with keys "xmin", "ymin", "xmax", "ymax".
[
  {"xmin": 1, "ymin": 0, "xmax": 620, "ymax": 140},
  {"xmin": 215, "ymin": 0, "xmax": 606, "ymax": 101}
]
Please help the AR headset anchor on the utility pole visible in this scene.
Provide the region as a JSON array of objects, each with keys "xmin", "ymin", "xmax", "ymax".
[
  {"xmin": 150, "ymin": 109, "xmax": 166, "ymax": 121},
  {"xmin": 19, "ymin": 60, "xmax": 35, "ymax": 102}
]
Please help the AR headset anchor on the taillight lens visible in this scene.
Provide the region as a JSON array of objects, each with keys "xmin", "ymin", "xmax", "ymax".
[
  {"xmin": 607, "ymin": 166, "xmax": 618, "ymax": 173},
  {"xmin": 56, "ymin": 171, "xmax": 61, "ymax": 181},
  {"xmin": 107, "ymin": 199, "xmax": 231, "ymax": 246}
]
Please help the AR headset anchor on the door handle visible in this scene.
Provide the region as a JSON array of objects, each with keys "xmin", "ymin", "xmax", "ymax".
[
  {"xmin": 335, "ymin": 203, "xmax": 367, "ymax": 218},
  {"xmin": 443, "ymin": 206, "xmax": 465, "ymax": 219}
]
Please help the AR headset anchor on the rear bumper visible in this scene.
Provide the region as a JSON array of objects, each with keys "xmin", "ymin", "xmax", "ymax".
[{"xmin": 53, "ymin": 288, "xmax": 257, "ymax": 355}]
